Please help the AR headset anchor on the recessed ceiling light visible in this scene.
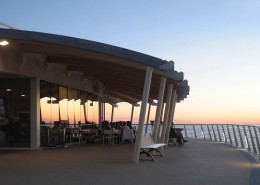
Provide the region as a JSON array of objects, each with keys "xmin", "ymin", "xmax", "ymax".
[
  {"xmin": 6, "ymin": 88, "xmax": 12, "ymax": 92},
  {"xmin": 0, "ymin": 40, "xmax": 9, "ymax": 46}
]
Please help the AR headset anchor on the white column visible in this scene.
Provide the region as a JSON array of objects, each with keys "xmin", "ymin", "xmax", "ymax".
[
  {"xmin": 145, "ymin": 103, "xmax": 151, "ymax": 133},
  {"xmin": 130, "ymin": 104, "xmax": 134, "ymax": 123},
  {"xmin": 160, "ymin": 103, "xmax": 165, "ymax": 123},
  {"xmin": 158, "ymin": 103, "xmax": 165, "ymax": 137},
  {"xmin": 101, "ymin": 102, "xmax": 103, "ymax": 122},
  {"xmin": 165, "ymin": 89, "xmax": 177, "ymax": 145},
  {"xmin": 152, "ymin": 77, "xmax": 166, "ymax": 142},
  {"xmin": 133, "ymin": 67, "xmax": 153, "ymax": 163},
  {"xmin": 98, "ymin": 97, "xmax": 102, "ymax": 126},
  {"xmin": 83, "ymin": 103, "xmax": 87, "ymax": 123},
  {"xmin": 30, "ymin": 78, "xmax": 40, "ymax": 149},
  {"xmin": 169, "ymin": 92, "xmax": 177, "ymax": 125},
  {"xmin": 160, "ymin": 84, "xmax": 173, "ymax": 143},
  {"xmin": 103, "ymin": 102, "xmax": 106, "ymax": 121},
  {"xmin": 111, "ymin": 105, "xmax": 114, "ymax": 123}
]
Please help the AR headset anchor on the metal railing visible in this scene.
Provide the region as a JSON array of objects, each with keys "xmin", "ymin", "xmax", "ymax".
[{"xmin": 175, "ymin": 124, "xmax": 260, "ymax": 159}]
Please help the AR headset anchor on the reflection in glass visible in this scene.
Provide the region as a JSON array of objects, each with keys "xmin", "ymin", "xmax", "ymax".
[
  {"xmin": 0, "ymin": 77, "xmax": 30, "ymax": 148},
  {"xmin": 40, "ymin": 82, "xmax": 101, "ymax": 125},
  {"xmin": 59, "ymin": 99, "xmax": 68, "ymax": 121}
]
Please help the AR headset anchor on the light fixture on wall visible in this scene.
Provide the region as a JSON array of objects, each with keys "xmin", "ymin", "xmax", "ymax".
[{"xmin": 0, "ymin": 40, "xmax": 9, "ymax": 46}]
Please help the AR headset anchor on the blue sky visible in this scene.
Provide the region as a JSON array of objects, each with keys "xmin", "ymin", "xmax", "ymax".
[{"xmin": 1, "ymin": 0, "xmax": 260, "ymax": 124}]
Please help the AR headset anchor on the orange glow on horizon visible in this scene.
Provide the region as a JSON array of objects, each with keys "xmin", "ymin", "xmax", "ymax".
[
  {"xmin": 41, "ymin": 98, "xmax": 260, "ymax": 125},
  {"xmin": 174, "ymin": 109, "xmax": 260, "ymax": 125}
]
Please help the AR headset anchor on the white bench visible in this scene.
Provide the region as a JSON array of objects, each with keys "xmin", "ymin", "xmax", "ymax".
[{"xmin": 140, "ymin": 133, "xmax": 166, "ymax": 161}]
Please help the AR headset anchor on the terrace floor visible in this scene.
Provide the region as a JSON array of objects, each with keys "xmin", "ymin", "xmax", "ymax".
[{"xmin": 0, "ymin": 139, "xmax": 259, "ymax": 185}]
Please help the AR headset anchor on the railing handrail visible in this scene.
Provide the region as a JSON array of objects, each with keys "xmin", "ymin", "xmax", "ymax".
[
  {"xmin": 173, "ymin": 123, "xmax": 260, "ymax": 127},
  {"xmin": 172, "ymin": 123, "xmax": 260, "ymax": 162}
]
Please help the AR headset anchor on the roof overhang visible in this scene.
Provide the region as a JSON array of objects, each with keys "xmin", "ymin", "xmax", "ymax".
[{"xmin": 0, "ymin": 28, "xmax": 189, "ymax": 104}]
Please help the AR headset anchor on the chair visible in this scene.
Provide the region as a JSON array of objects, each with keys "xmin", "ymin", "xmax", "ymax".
[
  {"xmin": 81, "ymin": 129, "xmax": 92, "ymax": 143},
  {"xmin": 168, "ymin": 128, "xmax": 184, "ymax": 146},
  {"xmin": 102, "ymin": 129, "xmax": 114, "ymax": 145},
  {"xmin": 91, "ymin": 129, "xmax": 100, "ymax": 143},
  {"xmin": 40, "ymin": 126, "xmax": 48, "ymax": 147},
  {"xmin": 70, "ymin": 128, "xmax": 81, "ymax": 145},
  {"xmin": 168, "ymin": 127, "xmax": 177, "ymax": 146},
  {"xmin": 48, "ymin": 128, "xmax": 59, "ymax": 147},
  {"xmin": 113, "ymin": 129, "xmax": 122, "ymax": 144},
  {"xmin": 122, "ymin": 127, "xmax": 134, "ymax": 143}
]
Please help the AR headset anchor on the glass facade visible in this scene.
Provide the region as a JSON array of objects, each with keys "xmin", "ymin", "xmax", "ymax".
[
  {"xmin": 40, "ymin": 81, "xmax": 98, "ymax": 126},
  {"xmin": 0, "ymin": 76, "xmax": 99, "ymax": 148},
  {"xmin": 0, "ymin": 77, "xmax": 30, "ymax": 147},
  {"xmin": 40, "ymin": 81, "xmax": 99, "ymax": 147}
]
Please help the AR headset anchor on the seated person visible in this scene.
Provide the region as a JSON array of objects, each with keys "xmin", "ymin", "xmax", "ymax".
[
  {"xmin": 169, "ymin": 127, "xmax": 188, "ymax": 146},
  {"xmin": 122, "ymin": 122, "xmax": 134, "ymax": 143}
]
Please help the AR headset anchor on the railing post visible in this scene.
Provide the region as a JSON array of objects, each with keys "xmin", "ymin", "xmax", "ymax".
[
  {"xmin": 243, "ymin": 125, "xmax": 250, "ymax": 151},
  {"xmin": 222, "ymin": 124, "xmax": 227, "ymax": 143},
  {"xmin": 237, "ymin": 125, "xmax": 244, "ymax": 148},
  {"xmin": 207, "ymin": 125, "xmax": 212, "ymax": 141},
  {"xmin": 248, "ymin": 126, "xmax": 257, "ymax": 155},
  {"xmin": 193, "ymin": 125, "xmax": 197, "ymax": 139},
  {"xmin": 227, "ymin": 125, "xmax": 233, "ymax": 146},
  {"xmin": 211, "ymin": 125, "xmax": 217, "ymax": 141},
  {"xmin": 217, "ymin": 125, "xmax": 222, "ymax": 142},
  {"xmin": 232, "ymin": 125, "xmax": 238, "ymax": 147},
  {"xmin": 201, "ymin": 124, "xmax": 205, "ymax": 139},
  {"xmin": 253, "ymin": 126, "xmax": 260, "ymax": 155},
  {"xmin": 184, "ymin": 124, "xmax": 187, "ymax": 138},
  {"xmin": 258, "ymin": 127, "xmax": 260, "ymax": 155}
]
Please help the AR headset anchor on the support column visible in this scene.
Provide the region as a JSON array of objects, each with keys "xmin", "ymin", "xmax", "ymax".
[
  {"xmin": 152, "ymin": 77, "xmax": 166, "ymax": 142},
  {"xmin": 103, "ymin": 102, "xmax": 106, "ymax": 121},
  {"xmin": 83, "ymin": 103, "xmax": 87, "ymax": 123},
  {"xmin": 130, "ymin": 105, "xmax": 134, "ymax": 123},
  {"xmin": 160, "ymin": 103, "xmax": 165, "ymax": 123},
  {"xmin": 145, "ymin": 103, "xmax": 151, "ymax": 133},
  {"xmin": 165, "ymin": 89, "xmax": 177, "ymax": 145},
  {"xmin": 98, "ymin": 97, "xmax": 102, "ymax": 127},
  {"xmin": 111, "ymin": 105, "xmax": 114, "ymax": 123},
  {"xmin": 133, "ymin": 67, "xmax": 153, "ymax": 163},
  {"xmin": 30, "ymin": 78, "xmax": 40, "ymax": 149},
  {"xmin": 158, "ymin": 103, "xmax": 165, "ymax": 137},
  {"xmin": 160, "ymin": 84, "xmax": 173, "ymax": 143}
]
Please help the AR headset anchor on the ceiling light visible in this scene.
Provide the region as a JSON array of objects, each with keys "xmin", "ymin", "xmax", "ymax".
[
  {"xmin": 21, "ymin": 94, "xmax": 25, "ymax": 97},
  {"xmin": 6, "ymin": 88, "xmax": 12, "ymax": 92},
  {"xmin": 0, "ymin": 40, "xmax": 9, "ymax": 46},
  {"xmin": 153, "ymin": 99, "xmax": 158, "ymax": 103}
]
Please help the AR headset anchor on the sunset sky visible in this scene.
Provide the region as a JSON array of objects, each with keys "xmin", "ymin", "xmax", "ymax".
[{"xmin": 1, "ymin": 0, "xmax": 260, "ymax": 124}]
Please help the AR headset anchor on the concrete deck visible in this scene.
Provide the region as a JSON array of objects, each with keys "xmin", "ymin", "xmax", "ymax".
[{"xmin": 0, "ymin": 139, "xmax": 259, "ymax": 185}]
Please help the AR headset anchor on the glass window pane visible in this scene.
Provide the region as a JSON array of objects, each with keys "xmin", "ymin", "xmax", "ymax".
[{"xmin": 0, "ymin": 77, "xmax": 30, "ymax": 148}]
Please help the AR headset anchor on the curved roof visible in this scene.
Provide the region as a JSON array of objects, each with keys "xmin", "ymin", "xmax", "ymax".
[{"xmin": 0, "ymin": 28, "xmax": 189, "ymax": 104}]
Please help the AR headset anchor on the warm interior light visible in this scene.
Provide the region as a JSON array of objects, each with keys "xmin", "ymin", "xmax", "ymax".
[
  {"xmin": 0, "ymin": 40, "xmax": 9, "ymax": 46},
  {"xmin": 6, "ymin": 88, "xmax": 12, "ymax": 92},
  {"xmin": 153, "ymin": 99, "xmax": 158, "ymax": 103},
  {"xmin": 21, "ymin": 94, "xmax": 25, "ymax": 97}
]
